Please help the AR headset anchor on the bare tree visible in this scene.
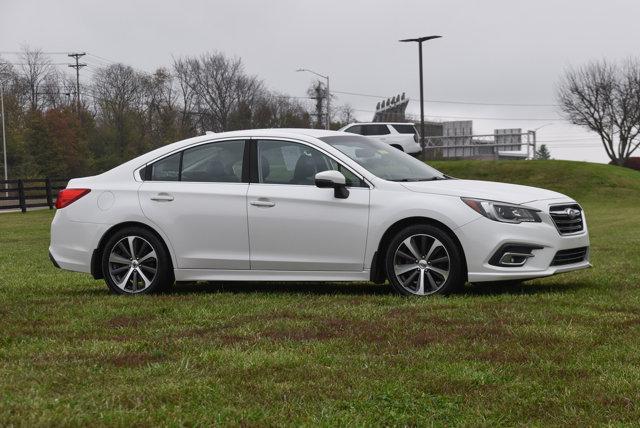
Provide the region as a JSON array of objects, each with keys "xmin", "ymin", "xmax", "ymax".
[
  {"xmin": 19, "ymin": 46, "xmax": 56, "ymax": 110},
  {"xmin": 558, "ymin": 59, "xmax": 640, "ymax": 165},
  {"xmin": 173, "ymin": 53, "xmax": 263, "ymax": 132},
  {"xmin": 92, "ymin": 63, "xmax": 146, "ymax": 153},
  {"xmin": 336, "ymin": 103, "xmax": 356, "ymax": 126}
]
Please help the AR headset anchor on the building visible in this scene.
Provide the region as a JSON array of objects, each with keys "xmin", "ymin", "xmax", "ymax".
[{"xmin": 369, "ymin": 93, "xmax": 530, "ymax": 159}]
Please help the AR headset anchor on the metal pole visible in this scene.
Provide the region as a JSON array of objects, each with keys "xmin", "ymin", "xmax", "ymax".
[
  {"xmin": 325, "ymin": 75, "xmax": 330, "ymax": 130},
  {"xmin": 418, "ymin": 41, "xmax": 425, "ymax": 158},
  {"xmin": 1, "ymin": 82, "xmax": 7, "ymax": 196},
  {"xmin": 532, "ymin": 130, "xmax": 537, "ymax": 159}
]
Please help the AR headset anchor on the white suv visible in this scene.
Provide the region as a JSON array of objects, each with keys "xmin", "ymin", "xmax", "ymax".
[
  {"xmin": 49, "ymin": 129, "xmax": 590, "ymax": 296},
  {"xmin": 338, "ymin": 122, "xmax": 422, "ymax": 154}
]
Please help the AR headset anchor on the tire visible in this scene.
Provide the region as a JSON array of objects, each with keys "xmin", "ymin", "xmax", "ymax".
[
  {"xmin": 385, "ymin": 224, "xmax": 465, "ymax": 296},
  {"xmin": 390, "ymin": 144, "xmax": 404, "ymax": 152},
  {"xmin": 101, "ymin": 227, "xmax": 174, "ymax": 295}
]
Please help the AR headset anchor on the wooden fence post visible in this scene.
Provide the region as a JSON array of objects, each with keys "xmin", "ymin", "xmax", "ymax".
[
  {"xmin": 17, "ymin": 180, "xmax": 26, "ymax": 213},
  {"xmin": 45, "ymin": 178, "xmax": 53, "ymax": 209}
]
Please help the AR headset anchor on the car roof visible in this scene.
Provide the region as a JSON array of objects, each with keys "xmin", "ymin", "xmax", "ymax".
[
  {"xmin": 343, "ymin": 122, "xmax": 416, "ymax": 126},
  {"xmin": 199, "ymin": 128, "xmax": 347, "ymax": 140}
]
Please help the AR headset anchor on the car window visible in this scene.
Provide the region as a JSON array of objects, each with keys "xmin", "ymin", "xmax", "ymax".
[
  {"xmin": 150, "ymin": 152, "xmax": 181, "ymax": 181},
  {"xmin": 320, "ymin": 135, "xmax": 445, "ymax": 182},
  {"xmin": 361, "ymin": 124, "xmax": 390, "ymax": 136},
  {"xmin": 257, "ymin": 140, "xmax": 366, "ymax": 187},
  {"xmin": 181, "ymin": 140, "xmax": 244, "ymax": 182},
  {"xmin": 391, "ymin": 124, "xmax": 416, "ymax": 134},
  {"xmin": 345, "ymin": 125, "xmax": 362, "ymax": 135}
]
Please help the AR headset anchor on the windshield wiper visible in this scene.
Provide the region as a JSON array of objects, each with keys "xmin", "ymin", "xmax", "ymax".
[{"xmin": 392, "ymin": 177, "xmax": 446, "ymax": 182}]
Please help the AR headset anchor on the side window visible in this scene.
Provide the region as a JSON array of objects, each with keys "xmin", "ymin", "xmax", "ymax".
[
  {"xmin": 150, "ymin": 152, "xmax": 181, "ymax": 181},
  {"xmin": 361, "ymin": 124, "xmax": 390, "ymax": 136},
  {"xmin": 257, "ymin": 140, "xmax": 366, "ymax": 187},
  {"xmin": 345, "ymin": 125, "xmax": 362, "ymax": 135},
  {"xmin": 181, "ymin": 140, "xmax": 244, "ymax": 182}
]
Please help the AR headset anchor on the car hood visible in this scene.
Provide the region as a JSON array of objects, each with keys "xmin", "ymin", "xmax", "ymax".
[{"xmin": 401, "ymin": 179, "xmax": 568, "ymax": 204}]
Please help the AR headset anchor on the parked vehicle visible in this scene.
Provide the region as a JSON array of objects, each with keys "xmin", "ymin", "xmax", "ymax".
[
  {"xmin": 49, "ymin": 129, "xmax": 591, "ymax": 296},
  {"xmin": 338, "ymin": 122, "xmax": 422, "ymax": 154}
]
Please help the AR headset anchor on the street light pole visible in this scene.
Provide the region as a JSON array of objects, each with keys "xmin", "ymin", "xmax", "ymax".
[
  {"xmin": 528, "ymin": 123, "xmax": 553, "ymax": 159},
  {"xmin": 1, "ymin": 79, "xmax": 7, "ymax": 193},
  {"xmin": 296, "ymin": 68, "xmax": 330, "ymax": 130},
  {"xmin": 400, "ymin": 35, "xmax": 442, "ymax": 159}
]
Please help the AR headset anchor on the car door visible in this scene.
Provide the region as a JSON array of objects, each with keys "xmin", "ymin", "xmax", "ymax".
[
  {"xmin": 138, "ymin": 139, "xmax": 250, "ymax": 270},
  {"xmin": 247, "ymin": 139, "xmax": 370, "ymax": 271}
]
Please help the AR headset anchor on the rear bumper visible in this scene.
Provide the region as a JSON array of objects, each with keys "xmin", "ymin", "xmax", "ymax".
[
  {"xmin": 49, "ymin": 210, "xmax": 109, "ymax": 274},
  {"xmin": 48, "ymin": 251, "xmax": 60, "ymax": 269}
]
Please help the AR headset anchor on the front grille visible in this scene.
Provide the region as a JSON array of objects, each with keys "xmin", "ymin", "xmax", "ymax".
[
  {"xmin": 549, "ymin": 204, "xmax": 584, "ymax": 234},
  {"xmin": 550, "ymin": 247, "xmax": 589, "ymax": 266}
]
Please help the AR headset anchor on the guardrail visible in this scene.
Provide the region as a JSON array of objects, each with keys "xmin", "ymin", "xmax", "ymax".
[{"xmin": 0, "ymin": 178, "xmax": 68, "ymax": 213}]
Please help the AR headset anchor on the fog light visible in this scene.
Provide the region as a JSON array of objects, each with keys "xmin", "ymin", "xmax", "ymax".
[{"xmin": 489, "ymin": 244, "xmax": 543, "ymax": 267}]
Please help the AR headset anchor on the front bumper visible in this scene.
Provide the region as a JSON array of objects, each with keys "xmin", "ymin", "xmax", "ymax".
[{"xmin": 455, "ymin": 199, "xmax": 591, "ymax": 282}]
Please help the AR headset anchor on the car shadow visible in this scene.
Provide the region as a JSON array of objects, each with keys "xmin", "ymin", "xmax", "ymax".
[
  {"xmin": 170, "ymin": 279, "xmax": 591, "ymax": 296},
  {"xmin": 464, "ymin": 280, "xmax": 591, "ymax": 296},
  {"xmin": 64, "ymin": 278, "xmax": 590, "ymax": 297},
  {"xmin": 170, "ymin": 281, "xmax": 392, "ymax": 296}
]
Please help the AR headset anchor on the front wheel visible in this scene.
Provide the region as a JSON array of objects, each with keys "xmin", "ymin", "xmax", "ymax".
[
  {"xmin": 385, "ymin": 224, "xmax": 465, "ymax": 296},
  {"xmin": 101, "ymin": 227, "xmax": 174, "ymax": 295}
]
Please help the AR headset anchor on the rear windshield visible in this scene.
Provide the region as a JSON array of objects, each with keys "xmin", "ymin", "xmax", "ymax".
[{"xmin": 391, "ymin": 124, "xmax": 416, "ymax": 134}]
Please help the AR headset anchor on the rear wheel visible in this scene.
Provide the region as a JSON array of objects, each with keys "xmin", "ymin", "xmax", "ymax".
[
  {"xmin": 101, "ymin": 227, "xmax": 173, "ymax": 294},
  {"xmin": 385, "ymin": 224, "xmax": 464, "ymax": 296}
]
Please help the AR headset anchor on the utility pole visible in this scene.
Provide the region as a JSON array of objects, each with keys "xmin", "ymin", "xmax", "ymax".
[
  {"xmin": 296, "ymin": 68, "xmax": 330, "ymax": 130},
  {"xmin": 68, "ymin": 52, "xmax": 86, "ymax": 115},
  {"xmin": 399, "ymin": 35, "xmax": 442, "ymax": 160}
]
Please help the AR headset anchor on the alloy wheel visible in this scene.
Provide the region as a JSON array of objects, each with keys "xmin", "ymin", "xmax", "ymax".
[
  {"xmin": 108, "ymin": 235, "xmax": 158, "ymax": 293},
  {"xmin": 393, "ymin": 233, "xmax": 450, "ymax": 295}
]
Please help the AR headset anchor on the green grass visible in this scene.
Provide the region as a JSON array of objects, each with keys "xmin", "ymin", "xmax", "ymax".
[{"xmin": 1, "ymin": 160, "xmax": 639, "ymax": 426}]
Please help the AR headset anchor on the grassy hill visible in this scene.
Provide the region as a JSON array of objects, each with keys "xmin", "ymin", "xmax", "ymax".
[
  {"xmin": 430, "ymin": 159, "xmax": 640, "ymax": 203},
  {"xmin": 0, "ymin": 160, "xmax": 639, "ymax": 426}
]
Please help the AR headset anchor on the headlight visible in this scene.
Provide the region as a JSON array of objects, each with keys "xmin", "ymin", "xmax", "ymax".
[{"xmin": 461, "ymin": 197, "xmax": 541, "ymax": 224}]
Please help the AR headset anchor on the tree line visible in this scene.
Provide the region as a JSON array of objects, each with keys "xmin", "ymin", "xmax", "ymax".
[{"xmin": 0, "ymin": 48, "xmax": 352, "ymax": 179}]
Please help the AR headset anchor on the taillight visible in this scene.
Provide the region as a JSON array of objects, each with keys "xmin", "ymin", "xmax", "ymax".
[{"xmin": 55, "ymin": 188, "xmax": 91, "ymax": 209}]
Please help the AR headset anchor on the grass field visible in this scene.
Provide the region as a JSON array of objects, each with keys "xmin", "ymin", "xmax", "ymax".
[{"xmin": 1, "ymin": 160, "xmax": 640, "ymax": 426}]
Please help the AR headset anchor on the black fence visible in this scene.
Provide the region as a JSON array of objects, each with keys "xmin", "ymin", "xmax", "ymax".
[{"xmin": 0, "ymin": 178, "xmax": 68, "ymax": 213}]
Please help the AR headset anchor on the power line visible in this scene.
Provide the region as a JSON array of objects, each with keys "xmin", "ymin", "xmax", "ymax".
[
  {"xmin": 0, "ymin": 51, "xmax": 71, "ymax": 55},
  {"xmin": 351, "ymin": 108, "xmax": 563, "ymax": 121},
  {"xmin": 333, "ymin": 90, "xmax": 559, "ymax": 107}
]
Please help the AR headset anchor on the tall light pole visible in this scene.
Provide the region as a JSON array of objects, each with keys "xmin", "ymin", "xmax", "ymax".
[
  {"xmin": 400, "ymin": 35, "xmax": 442, "ymax": 159},
  {"xmin": 0, "ymin": 67, "xmax": 8, "ymax": 192},
  {"xmin": 528, "ymin": 122, "xmax": 554, "ymax": 159},
  {"xmin": 297, "ymin": 68, "xmax": 330, "ymax": 129}
]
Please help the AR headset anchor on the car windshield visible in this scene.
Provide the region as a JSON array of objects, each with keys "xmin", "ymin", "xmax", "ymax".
[{"xmin": 320, "ymin": 135, "xmax": 446, "ymax": 182}]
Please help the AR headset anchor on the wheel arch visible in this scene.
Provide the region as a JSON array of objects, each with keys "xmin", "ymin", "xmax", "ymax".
[
  {"xmin": 370, "ymin": 216, "xmax": 468, "ymax": 284},
  {"xmin": 90, "ymin": 221, "xmax": 174, "ymax": 279}
]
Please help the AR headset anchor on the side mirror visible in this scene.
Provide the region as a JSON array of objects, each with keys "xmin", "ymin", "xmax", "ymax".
[{"xmin": 315, "ymin": 170, "xmax": 350, "ymax": 199}]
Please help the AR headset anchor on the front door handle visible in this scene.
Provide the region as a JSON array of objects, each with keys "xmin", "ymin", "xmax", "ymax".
[
  {"xmin": 250, "ymin": 199, "xmax": 276, "ymax": 208},
  {"xmin": 150, "ymin": 193, "xmax": 174, "ymax": 202}
]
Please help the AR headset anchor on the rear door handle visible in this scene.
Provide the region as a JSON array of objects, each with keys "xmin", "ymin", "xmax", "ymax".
[
  {"xmin": 250, "ymin": 199, "xmax": 275, "ymax": 208},
  {"xmin": 150, "ymin": 193, "xmax": 174, "ymax": 202}
]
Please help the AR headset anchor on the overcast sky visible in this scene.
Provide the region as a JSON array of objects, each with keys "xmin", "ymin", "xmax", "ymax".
[{"xmin": 2, "ymin": 0, "xmax": 639, "ymax": 163}]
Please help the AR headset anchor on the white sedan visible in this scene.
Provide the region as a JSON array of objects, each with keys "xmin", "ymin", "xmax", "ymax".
[{"xmin": 49, "ymin": 129, "xmax": 591, "ymax": 295}]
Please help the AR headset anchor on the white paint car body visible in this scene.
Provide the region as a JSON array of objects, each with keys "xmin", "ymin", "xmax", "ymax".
[
  {"xmin": 49, "ymin": 128, "xmax": 590, "ymax": 295},
  {"xmin": 338, "ymin": 122, "xmax": 422, "ymax": 154}
]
